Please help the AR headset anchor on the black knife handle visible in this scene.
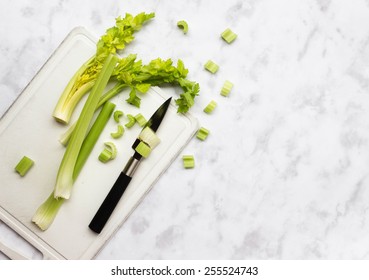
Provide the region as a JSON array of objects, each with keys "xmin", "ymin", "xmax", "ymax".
[{"xmin": 89, "ymin": 172, "xmax": 132, "ymax": 233}]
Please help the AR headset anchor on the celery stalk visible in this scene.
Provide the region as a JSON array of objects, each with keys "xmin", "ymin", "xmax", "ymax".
[
  {"xmin": 97, "ymin": 83, "xmax": 127, "ymax": 107},
  {"xmin": 59, "ymin": 123, "xmax": 76, "ymax": 146},
  {"xmin": 32, "ymin": 193, "xmax": 64, "ymax": 231},
  {"xmin": 52, "ymin": 56, "xmax": 95, "ymax": 124},
  {"xmin": 58, "ymin": 83, "xmax": 127, "ymax": 146},
  {"xmin": 54, "ymin": 54, "xmax": 118, "ymax": 199},
  {"xmin": 56, "ymin": 80, "xmax": 95, "ymax": 123},
  {"xmin": 33, "ymin": 100, "xmax": 116, "ymax": 231},
  {"xmin": 73, "ymin": 101, "xmax": 116, "ymax": 179}
]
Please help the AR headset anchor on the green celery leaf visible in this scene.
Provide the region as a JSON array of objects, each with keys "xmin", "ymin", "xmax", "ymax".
[
  {"xmin": 126, "ymin": 87, "xmax": 141, "ymax": 107},
  {"xmin": 136, "ymin": 83, "xmax": 151, "ymax": 93}
]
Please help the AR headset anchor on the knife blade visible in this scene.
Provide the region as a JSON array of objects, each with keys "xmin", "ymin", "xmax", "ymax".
[{"xmin": 89, "ymin": 97, "xmax": 172, "ymax": 234}]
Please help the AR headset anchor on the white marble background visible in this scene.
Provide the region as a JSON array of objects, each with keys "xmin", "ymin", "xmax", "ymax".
[{"xmin": 2, "ymin": 0, "xmax": 369, "ymax": 259}]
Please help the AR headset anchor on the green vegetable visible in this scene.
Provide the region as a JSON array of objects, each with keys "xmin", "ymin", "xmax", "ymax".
[
  {"xmin": 177, "ymin": 20, "xmax": 188, "ymax": 34},
  {"xmin": 196, "ymin": 127, "xmax": 210, "ymax": 141},
  {"xmin": 203, "ymin": 100, "xmax": 217, "ymax": 114},
  {"xmin": 58, "ymin": 84, "xmax": 127, "ymax": 146},
  {"xmin": 54, "ymin": 13, "xmax": 199, "ymax": 127},
  {"xmin": 33, "ymin": 101, "xmax": 115, "ymax": 231},
  {"xmin": 204, "ymin": 60, "xmax": 219, "ymax": 74},
  {"xmin": 59, "ymin": 123, "xmax": 75, "ymax": 146},
  {"xmin": 32, "ymin": 193, "xmax": 64, "ymax": 231},
  {"xmin": 52, "ymin": 13, "xmax": 155, "ymax": 124},
  {"xmin": 220, "ymin": 80, "xmax": 233, "ymax": 97},
  {"xmin": 125, "ymin": 114, "xmax": 136, "ymax": 128},
  {"xmin": 182, "ymin": 155, "xmax": 195, "ymax": 169},
  {"xmin": 111, "ymin": 124, "xmax": 125, "ymax": 139},
  {"xmin": 73, "ymin": 101, "xmax": 116, "ymax": 179},
  {"xmin": 135, "ymin": 141, "xmax": 151, "ymax": 158},
  {"xmin": 113, "ymin": 110, "xmax": 124, "ymax": 123},
  {"xmin": 98, "ymin": 142, "xmax": 117, "ymax": 163},
  {"xmin": 114, "ymin": 57, "xmax": 199, "ymax": 113},
  {"xmin": 175, "ymin": 77, "xmax": 200, "ymax": 113},
  {"xmin": 99, "ymin": 149, "xmax": 113, "ymax": 163},
  {"xmin": 138, "ymin": 126, "xmax": 160, "ymax": 149},
  {"xmin": 15, "ymin": 156, "xmax": 34, "ymax": 177},
  {"xmin": 103, "ymin": 142, "xmax": 117, "ymax": 159},
  {"xmin": 33, "ymin": 13, "xmax": 201, "ymax": 231},
  {"xmin": 134, "ymin": 113, "xmax": 147, "ymax": 127},
  {"xmin": 61, "ymin": 56, "xmax": 199, "ymax": 140},
  {"xmin": 221, "ymin": 28, "xmax": 237, "ymax": 44},
  {"xmin": 54, "ymin": 54, "xmax": 118, "ymax": 199}
]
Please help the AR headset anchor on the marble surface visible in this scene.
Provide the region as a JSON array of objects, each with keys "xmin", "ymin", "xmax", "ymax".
[{"xmin": 2, "ymin": 0, "xmax": 369, "ymax": 259}]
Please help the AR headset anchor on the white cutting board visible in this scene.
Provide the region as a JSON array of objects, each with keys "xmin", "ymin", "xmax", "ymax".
[{"xmin": 0, "ymin": 27, "xmax": 198, "ymax": 259}]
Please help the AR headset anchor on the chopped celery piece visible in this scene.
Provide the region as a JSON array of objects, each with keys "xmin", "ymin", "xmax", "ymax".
[
  {"xmin": 134, "ymin": 113, "xmax": 147, "ymax": 127},
  {"xmin": 32, "ymin": 193, "xmax": 64, "ymax": 231},
  {"xmin": 139, "ymin": 126, "xmax": 160, "ymax": 149},
  {"xmin": 221, "ymin": 28, "xmax": 237, "ymax": 44},
  {"xmin": 15, "ymin": 156, "xmax": 34, "ymax": 177},
  {"xmin": 113, "ymin": 110, "xmax": 124, "ymax": 123},
  {"xmin": 177, "ymin": 20, "xmax": 188, "ymax": 34},
  {"xmin": 203, "ymin": 100, "xmax": 217, "ymax": 114},
  {"xmin": 139, "ymin": 128, "xmax": 159, "ymax": 147},
  {"xmin": 196, "ymin": 127, "xmax": 210, "ymax": 141},
  {"xmin": 54, "ymin": 54, "xmax": 118, "ymax": 200},
  {"xmin": 98, "ymin": 149, "xmax": 113, "ymax": 163},
  {"xmin": 125, "ymin": 114, "xmax": 136, "ymax": 128},
  {"xmin": 99, "ymin": 141, "xmax": 118, "ymax": 162},
  {"xmin": 182, "ymin": 155, "xmax": 195, "ymax": 169},
  {"xmin": 135, "ymin": 141, "xmax": 152, "ymax": 158},
  {"xmin": 204, "ymin": 60, "xmax": 219, "ymax": 74},
  {"xmin": 73, "ymin": 101, "xmax": 116, "ymax": 179},
  {"xmin": 111, "ymin": 124, "xmax": 124, "ymax": 139},
  {"xmin": 220, "ymin": 80, "xmax": 234, "ymax": 97},
  {"xmin": 104, "ymin": 142, "xmax": 117, "ymax": 159}
]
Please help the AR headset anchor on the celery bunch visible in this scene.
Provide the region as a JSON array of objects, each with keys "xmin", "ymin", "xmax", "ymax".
[
  {"xmin": 53, "ymin": 12, "xmax": 155, "ymax": 124},
  {"xmin": 32, "ymin": 12, "xmax": 200, "ymax": 231},
  {"xmin": 32, "ymin": 56, "xmax": 117, "ymax": 230},
  {"xmin": 54, "ymin": 12, "xmax": 199, "ymax": 125}
]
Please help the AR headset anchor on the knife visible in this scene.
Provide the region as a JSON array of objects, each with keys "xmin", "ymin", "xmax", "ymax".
[{"xmin": 89, "ymin": 97, "xmax": 172, "ymax": 234}]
